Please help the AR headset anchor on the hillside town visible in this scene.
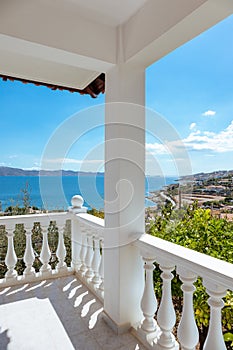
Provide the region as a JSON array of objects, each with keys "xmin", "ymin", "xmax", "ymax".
[{"xmin": 146, "ymin": 169, "xmax": 233, "ymax": 221}]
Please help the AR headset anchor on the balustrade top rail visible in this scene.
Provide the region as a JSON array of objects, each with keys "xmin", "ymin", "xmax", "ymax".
[
  {"xmin": 0, "ymin": 212, "xmax": 69, "ymax": 227},
  {"xmin": 74, "ymin": 213, "xmax": 104, "ymax": 232},
  {"xmin": 135, "ymin": 233, "xmax": 233, "ymax": 290}
]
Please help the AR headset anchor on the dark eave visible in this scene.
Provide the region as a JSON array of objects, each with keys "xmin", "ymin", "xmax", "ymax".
[{"xmin": 0, "ymin": 73, "xmax": 105, "ymax": 98}]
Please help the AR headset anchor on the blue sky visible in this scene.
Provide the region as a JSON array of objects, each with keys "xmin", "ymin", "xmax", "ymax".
[{"xmin": 1, "ymin": 14, "xmax": 233, "ymax": 176}]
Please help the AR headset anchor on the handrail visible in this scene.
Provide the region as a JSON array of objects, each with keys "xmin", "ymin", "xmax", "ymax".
[
  {"xmin": 135, "ymin": 233, "xmax": 233, "ymax": 290},
  {"xmin": 133, "ymin": 233, "xmax": 233, "ymax": 350},
  {"xmin": 0, "ymin": 212, "xmax": 70, "ymax": 226}
]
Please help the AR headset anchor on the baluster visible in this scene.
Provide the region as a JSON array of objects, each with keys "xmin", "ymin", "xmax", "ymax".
[
  {"xmin": 56, "ymin": 221, "xmax": 67, "ymax": 273},
  {"xmin": 71, "ymin": 217, "xmax": 82, "ymax": 272},
  {"xmin": 98, "ymin": 239, "xmax": 104, "ymax": 297},
  {"xmin": 203, "ymin": 279, "xmax": 227, "ymax": 350},
  {"xmin": 5, "ymin": 224, "xmax": 18, "ymax": 279},
  {"xmin": 85, "ymin": 231, "xmax": 94, "ymax": 280},
  {"xmin": 23, "ymin": 223, "xmax": 36, "ymax": 277},
  {"xmin": 80, "ymin": 229, "xmax": 88, "ymax": 274},
  {"xmin": 91, "ymin": 236, "xmax": 101, "ymax": 287},
  {"xmin": 157, "ymin": 259, "xmax": 176, "ymax": 349},
  {"xmin": 141, "ymin": 257, "xmax": 158, "ymax": 333},
  {"xmin": 39, "ymin": 223, "xmax": 52, "ymax": 276},
  {"xmin": 177, "ymin": 267, "xmax": 199, "ymax": 350}
]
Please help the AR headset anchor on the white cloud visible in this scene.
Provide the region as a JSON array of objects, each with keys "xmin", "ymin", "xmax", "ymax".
[
  {"xmin": 183, "ymin": 120, "xmax": 233, "ymax": 152},
  {"xmin": 202, "ymin": 110, "xmax": 216, "ymax": 117},
  {"xmin": 146, "ymin": 143, "xmax": 168, "ymax": 155},
  {"xmin": 146, "ymin": 120, "xmax": 233, "ymax": 155},
  {"xmin": 189, "ymin": 122, "xmax": 196, "ymax": 130}
]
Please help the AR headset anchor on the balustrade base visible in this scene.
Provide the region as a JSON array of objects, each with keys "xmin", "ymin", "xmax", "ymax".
[
  {"xmin": 132, "ymin": 324, "xmax": 161, "ymax": 349},
  {"xmin": 102, "ymin": 311, "xmax": 131, "ymax": 335},
  {"xmin": 0, "ymin": 267, "xmax": 74, "ymax": 288},
  {"xmin": 74, "ymin": 271, "xmax": 103, "ymax": 302},
  {"xmin": 155, "ymin": 340, "xmax": 179, "ymax": 350},
  {"xmin": 56, "ymin": 266, "xmax": 68, "ymax": 275},
  {"xmin": 132, "ymin": 325, "xmax": 178, "ymax": 350}
]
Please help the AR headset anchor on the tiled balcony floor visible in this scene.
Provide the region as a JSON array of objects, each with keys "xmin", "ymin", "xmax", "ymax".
[{"xmin": 0, "ymin": 275, "xmax": 146, "ymax": 350}]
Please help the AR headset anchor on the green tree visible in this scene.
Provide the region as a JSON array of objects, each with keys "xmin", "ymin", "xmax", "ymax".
[{"xmin": 149, "ymin": 204, "xmax": 233, "ymax": 349}]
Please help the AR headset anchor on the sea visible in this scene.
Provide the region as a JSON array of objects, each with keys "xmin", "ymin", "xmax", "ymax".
[{"xmin": 0, "ymin": 175, "xmax": 177, "ymax": 212}]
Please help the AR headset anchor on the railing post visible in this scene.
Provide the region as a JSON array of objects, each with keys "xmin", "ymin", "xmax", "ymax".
[
  {"xmin": 23, "ymin": 222, "xmax": 36, "ymax": 278},
  {"xmin": 177, "ymin": 267, "xmax": 199, "ymax": 350},
  {"xmin": 203, "ymin": 279, "xmax": 227, "ymax": 350},
  {"xmin": 85, "ymin": 230, "xmax": 94, "ymax": 280},
  {"xmin": 98, "ymin": 239, "xmax": 104, "ymax": 298},
  {"xmin": 56, "ymin": 219, "xmax": 67, "ymax": 273},
  {"xmin": 69, "ymin": 195, "xmax": 87, "ymax": 273},
  {"xmin": 80, "ymin": 230, "xmax": 88, "ymax": 275},
  {"xmin": 39, "ymin": 222, "xmax": 52, "ymax": 276},
  {"xmin": 141, "ymin": 257, "xmax": 158, "ymax": 333},
  {"xmin": 157, "ymin": 258, "xmax": 177, "ymax": 350},
  {"xmin": 91, "ymin": 235, "xmax": 101, "ymax": 288},
  {"xmin": 5, "ymin": 223, "xmax": 18, "ymax": 280}
]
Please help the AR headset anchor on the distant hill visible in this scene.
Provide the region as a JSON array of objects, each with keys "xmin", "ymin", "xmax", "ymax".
[{"xmin": 0, "ymin": 166, "xmax": 103, "ymax": 177}]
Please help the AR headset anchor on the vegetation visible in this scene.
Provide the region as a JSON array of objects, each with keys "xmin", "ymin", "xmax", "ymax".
[
  {"xmin": 148, "ymin": 201, "xmax": 233, "ymax": 349},
  {"xmin": 87, "ymin": 208, "xmax": 104, "ymax": 219}
]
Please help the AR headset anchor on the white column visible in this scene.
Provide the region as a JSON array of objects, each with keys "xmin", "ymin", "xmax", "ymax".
[
  {"xmin": 69, "ymin": 195, "xmax": 87, "ymax": 272},
  {"xmin": 104, "ymin": 55, "xmax": 145, "ymax": 330},
  {"xmin": 5, "ymin": 223, "xmax": 17, "ymax": 279},
  {"xmin": 39, "ymin": 224, "xmax": 52, "ymax": 276},
  {"xmin": 23, "ymin": 223, "xmax": 36, "ymax": 277},
  {"xmin": 91, "ymin": 236, "xmax": 101, "ymax": 287},
  {"xmin": 141, "ymin": 257, "xmax": 158, "ymax": 333},
  {"xmin": 177, "ymin": 267, "xmax": 199, "ymax": 350},
  {"xmin": 80, "ymin": 230, "xmax": 88, "ymax": 275},
  {"xmin": 98, "ymin": 239, "xmax": 104, "ymax": 298},
  {"xmin": 85, "ymin": 230, "xmax": 94, "ymax": 280},
  {"xmin": 157, "ymin": 259, "xmax": 176, "ymax": 349},
  {"xmin": 203, "ymin": 279, "xmax": 227, "ymax": 350},
  {"xmin": 56, "ymin": 221, "xmax": 67, "ymax": 273}
]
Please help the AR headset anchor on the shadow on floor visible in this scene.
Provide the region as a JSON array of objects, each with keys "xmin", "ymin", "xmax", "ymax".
[{"xmin": 0, "ymin": 328, "xmax": 11, "ymax": 350}]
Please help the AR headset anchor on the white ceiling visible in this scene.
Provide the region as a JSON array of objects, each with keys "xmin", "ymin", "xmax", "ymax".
[
  {"xmin": 0, "ymin": 0, "xmax": 232, "ymax": 91},
  {"xmin": 64, "ymin": 0, "xmax": 148, "ymax": 26}
]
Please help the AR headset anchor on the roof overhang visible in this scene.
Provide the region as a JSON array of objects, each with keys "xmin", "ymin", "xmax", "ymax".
[{"xmin": 0, "ymin": 0, "xmax": 232, "ymax": 92}]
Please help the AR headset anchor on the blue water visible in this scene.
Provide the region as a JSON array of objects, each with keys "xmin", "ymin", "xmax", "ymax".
[{"xmin": 0, "ymin": 175, "xmax": 177, "ymax": 211}]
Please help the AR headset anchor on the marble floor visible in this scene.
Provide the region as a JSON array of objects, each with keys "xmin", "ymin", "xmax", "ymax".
[{"xmin": 0, "ymin": 275, "xmax": 146, "ymax": 350}]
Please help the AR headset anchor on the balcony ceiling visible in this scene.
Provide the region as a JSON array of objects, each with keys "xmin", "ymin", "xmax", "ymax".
[{"xmin": 0, "ymin": 0, "xmax": 232, "ymax": 91}]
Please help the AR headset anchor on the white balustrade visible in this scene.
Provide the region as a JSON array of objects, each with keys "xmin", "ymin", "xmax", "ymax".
[
  {"xmin": 23, "ymin": 223, "xmax": 36, "ymax": 277},
  {"xmin": 5, "ymin": 224, "xmax": 18, "ymax": 280},
  {"xmin": 1, "ymin": 196, "xmax": 233, "ymax": 350},
  {"xmin": 56, "ymin": 221, "xmax": 67, "ymax": 273},
  {"xmin": 80, "ymin": 231, "xmax": 88, "ymax": 274},
  {"xmin": 140, "ymin": 257, "xmax": 158, "ymax": 333},
  {"xmin": 157, "ymin": 258, "xmax": 176, "ymax": 349},
  {"xmin": 0, "ymin": 212, "xmax": 70, "ymax": 285},
  {"xmin": 134, "ymin": 233, "xmax": 233, "ymax": 350},
  {"xmin": 0, "ymin": 197, "xmax": 105, "ymax": 298},
  {"xmin": 203, "ymin": 279, "xmax": 227, "ymax": 350},
  {"xmin": 98, "ymin": 239, "xmax": 104, "ymax": 298},
  {"xmin": 39, "ymin": 224, "xmax": 52, "ymax": 276},
  {"xmin": 177, "ymin": 267, "xmax": 199, "ymax": 350},
  {"xmin": 85, "ymin": 231, "xmax": 94, "ymax": 280},
  {"xmin": 69, "ymin": 207, "xmax": 105, "ymax": 299},
  {"xmin": 91, "ymin": 236, "xmax": 101, "ymax": 287}
]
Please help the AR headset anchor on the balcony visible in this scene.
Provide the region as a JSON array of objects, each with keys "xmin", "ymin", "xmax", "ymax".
[{"xmin": 0, "ymin": 195, "xmax": 232, "ymax": 350}]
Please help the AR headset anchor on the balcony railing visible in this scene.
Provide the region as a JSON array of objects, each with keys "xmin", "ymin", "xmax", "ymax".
[
  {"xmin": 133, "ymin": 234, "xmax": 233, "ymax": 350},
  {"xmin": 0, "ymin": 195, "xmax": 232, "ymax": 349}
]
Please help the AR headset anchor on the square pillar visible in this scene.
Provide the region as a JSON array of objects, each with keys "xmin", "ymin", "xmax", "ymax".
[{"xmin": 104, "ymin": 63, "xmax": 145, "ymax": 331}]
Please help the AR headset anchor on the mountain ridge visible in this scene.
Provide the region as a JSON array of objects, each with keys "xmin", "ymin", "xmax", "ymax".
[{"xmin": 0, "ymin": 166, "xmax": 103, "ymax": 176}]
